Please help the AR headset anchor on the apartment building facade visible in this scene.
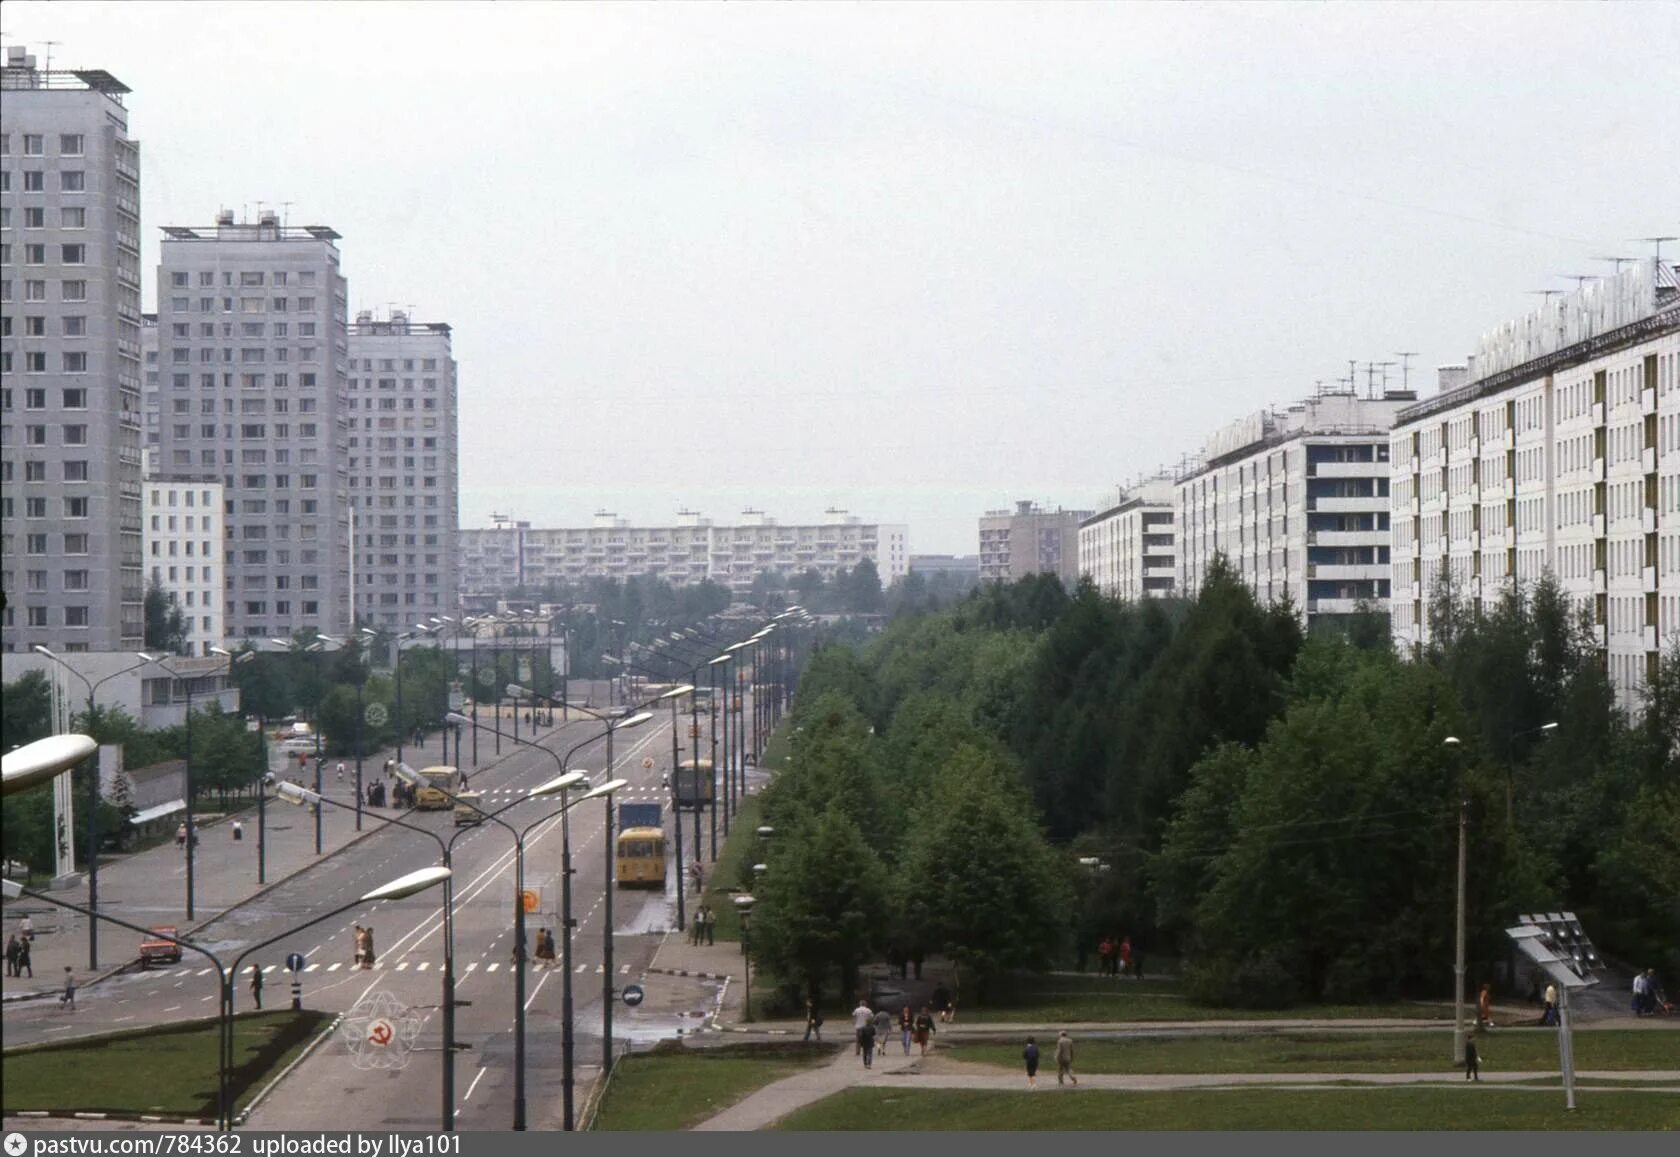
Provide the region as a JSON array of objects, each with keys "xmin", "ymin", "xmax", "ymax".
[
  {"xmin": 1079, "ymin": 478, "xmax": 1177, "ymax": 600},
  {"xmin": 142, "ymin": 468, "xmax": 225, "ymax": 655},
  {"xmin": 460, "ymin": 510, "xmax": 909, "ymax": 596},
  {"xmin": 1177, "ymin": 392, "xmax": 1408, "ymax": 629},
  {"xmin": 1, "ymin": 50, "xmax": 145, "ymax": 652},
  {"xmin": 346, "ymin": 310, "xmax": 459, "ymax": 631},
  {"xmin": 1391, "ymin": 258, "xmax": 1680, "ymax": 709},
  {"xmin": 978, "ymin": 501, "xmax": 1089, "ymax": 585},
  {"xmin": 155, "ymin": 211, "xmax": 352, "ymax": 640}
]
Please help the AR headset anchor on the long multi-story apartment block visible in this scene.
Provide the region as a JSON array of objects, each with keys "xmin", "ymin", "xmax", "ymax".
[
  {"xmin": 346, "ymin": 310, "xmax": 459, "ymax": 631},
  {"xmin": 978, "ymin": 501, "xmax": 1089, "ymax": 585},
  {"xmin": 1391, "ymin": 258, "xmax": 1680, "ymax": 708},
  {"xmin": 142, "ymin": 457, "xmax": 224, "ymax": 656},
  {"xmin": 1176, "ymin": 391, "xmax": 1410, "ymax": 628},
  {"xmin": 1079, "ymin": 478, "xmax": 1177, "ymax": 599},
  {"xmin": 460, "ymin": 509, "xmax": 908, "ymax": 596},
  {"xmin": 155, "ymin": 210, "xmax": 352, "ymax": 640},
  {"xmin": 1, "ymin": 49, "xmax": 145, "ymax": 652}
]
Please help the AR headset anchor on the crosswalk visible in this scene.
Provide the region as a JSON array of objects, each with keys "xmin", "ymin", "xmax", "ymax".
[{"xmin": 211, "ymin": 961, "xmax": 637, "ymax": 977}]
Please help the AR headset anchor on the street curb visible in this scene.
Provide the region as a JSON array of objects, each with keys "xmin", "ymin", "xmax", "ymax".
[
  {"xmin": 643, "ymin": 966, "xmax": 733, "ymax": 982},
  {"xmin": 237, "ymin": 1012, "xmax": 343, "ymax": 1125}
]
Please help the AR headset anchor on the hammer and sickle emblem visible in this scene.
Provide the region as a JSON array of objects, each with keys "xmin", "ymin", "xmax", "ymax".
[{"xmin": 368, "ymin": 1020, "xmax": 394, "ymax": 1046}]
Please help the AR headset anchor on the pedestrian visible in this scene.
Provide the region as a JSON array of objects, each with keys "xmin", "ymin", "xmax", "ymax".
[
  {"xmin": 352, "ymin": 924, "xmax": 366, "ymax": 969},
  {"xmin": 873, "ymin": 1006, "xmax": 893, "ymax": 1056},
  {"xmin": 361, "ymin": 926, "xmax": 375, "ymax": 970},
  {"xmin": 899, "ymin": 1004, "xmax": 913, "ymax": 1055},
  {"xmin": 1097, "ymin": 937, "xmax": 1113, "ymax": 978},
  {"xmin": 1541, "ymin": 982, "xmax": 1558, "ymax": 1026},
  {"xmin": 1477, "ymin": 982, "xmax": 1494, "ymax": 1028},
  {"xmin": 914, "ymin": 1006, "xmax": 936, "ymax": 1056},
  {"xmin": 337, "ymin": 762, "xmax": 345, "ymax": 783},
  {"xmin": 860, "ymin": 1018, "xmax": 876, "ymax": 1069},
  {"xmin": 1056, "ymin": 1030, "xmax": 1078, "ymax": 1086},
  {"xmin": 536, "ymin": 928, "xmax": 557, "ymax": 968},
  {"xmin": 176, "ymin": 822, "xmax": 188, "ymax": 848},
  {"xmin": 1464, "ymin": 1035, "xmax": 1480, "ymax": 1081},
  {"xmin": 232, "ymin": 819, "xmax": 244, "ymax": 842},
  {"xmin": 1119, "ymin": 936, "xmax": 1133, "ymax": 979},
  {"xmin": 704, "ymin": 905, "xmax": 716, "ymax": 946},
  {"xmin": 59, "ymin": 966, "xmax": 77, "ymax": 1011},
  {"xmin": 804, "ymin": 1000, "xmax": 824, "ymax": 1042},
  {"xmin": 1023, "ymin": 1036, "xmax": 1040, "ymax": 1088},
  {"xmin": 16, "ymin": 937, "xmax": 32, "ymax": 978},
  {"xmin": 250, "ymin": 964, "xmax": 264, "ymax": 1010},
  {"xmin": 852, "ymin": 998, "xmax": 873, "ymax": 1056},
  {"xmin": 5, "ymin": 933, "xmax": 20, "ymax": 977},
  {"xmin": 20, "ymin": 914, "xmax": 35, "ymax": 941}
]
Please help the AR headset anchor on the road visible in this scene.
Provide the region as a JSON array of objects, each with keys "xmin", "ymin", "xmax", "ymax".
[{"xmin": 4, "ymin": 700, "xmax": 750, "ymax": 1131}]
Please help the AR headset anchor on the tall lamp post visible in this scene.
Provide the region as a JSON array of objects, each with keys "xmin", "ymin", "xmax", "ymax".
[
  {"xmin": 1504, "ymin": 721, "xmax": 1559, "ymax": 830},
  {"xmin": 735, "ymin": 893, "xmax": 755, "ymax": 1023},
  {"xmin": 1443, "ymin": 734, "xmax": 1469, "ymax": 1067},
  {"xmin": 32, "ymin": 647, "xmax": 160, "ymax": 970}
]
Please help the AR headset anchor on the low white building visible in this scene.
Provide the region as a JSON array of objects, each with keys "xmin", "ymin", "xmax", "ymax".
[
  {"xmin": 1391, "ymin": 257, "xmax": 1680, "ymax": 709},
  {"xmin": 1177, "ymin": 392, "xmax": 1411, "ymax": 628},
  {"xmin": 142, "ymin": 458, "xmax": 224, "ymax": 655},
  {"xmin": 1, "ymin": 650, "xmax": 241, "ymax": 729},
  {"xmin": 1079, "ymin": 478, "xmax": 1177, "ymax": 600}
]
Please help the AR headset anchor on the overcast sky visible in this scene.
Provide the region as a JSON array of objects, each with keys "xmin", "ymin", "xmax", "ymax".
[{"xmin": 5, "ymin": 1, "xmax": 1676, "ymax": 554}]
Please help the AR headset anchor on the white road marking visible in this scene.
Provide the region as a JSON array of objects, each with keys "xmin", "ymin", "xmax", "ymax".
[
  {"xmin": 486, "ymin": 962, "xmax": 500, "ymax": 972},
  {"xmin": 305, "ymin": 964, "xmax": 320, "ymax": 972},
  {"xmin": 163, "ymin": 1005, "xmax": 181, "ymax": 1012},
  {"xmin": 463, "ymin": 1067, "xmax": 488, "ymax": 1101},
  {"xmin": 263, "ymin": 965, "xmax": 278, "ymax": 974},
  {"xmin": 416, "ymin": 961, "xmax": 430, "ymax": 971},
  {"xmin": 465, "ymin": 962, "xmax": 478, "ymax": 972},
  {"xmin": 397, "ymin": 962, "xmax": 410, "ymax": 971},
  {"xmin": 327, "ymin": 962, "xmax": 342, "ymax": 972},
  {"xmin": 620, "ymin": 965, "xmax": 630, "ymax": 974}
]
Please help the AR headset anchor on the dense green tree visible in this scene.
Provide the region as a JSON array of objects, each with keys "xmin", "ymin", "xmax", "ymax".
[
  {"xmin": 2, "ymin": 671, "xmax": 55, "ymax": 751},
  {"xmin": 143, "ymin": 577, "xmax": 189, "ymax": 655}
]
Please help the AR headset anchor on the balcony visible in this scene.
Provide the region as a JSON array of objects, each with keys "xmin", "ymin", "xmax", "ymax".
[
  {"xmin": 1305, "ymin": 597, "xmax": 1370, "ymax": 615},
  {"xmin": 1643, "ymin": 447, "xmax": 1658, "ymax": 474},
  {"xmin": 1643, "ymin": 386, "xmax": 1657, "ymax": 415},
  {"xmin": 1645, "ymin": 565, "xmax": 1658, "ymax": 593},
  {"xmin": 1644, "ymin": 625, "xmax": 1660, "ymax": 651},
  {"xmin": 1308, "ymin": 563, "xmax": 1389, "ymax": 582},
  {"xmin": 1310, "ymin": 496, "xmax": 1382, "ymax": 514},
  {"xmin": 1592, "ymin": 568, "xmax": 1606, "ymax": 594},
  {"xmin": 1592, "ymin": 513, "xmax": 1605, "ymax": 537},
  {"xmin": 1591, "ymin": 402, "xmax": 1605, "ymax": 426}
]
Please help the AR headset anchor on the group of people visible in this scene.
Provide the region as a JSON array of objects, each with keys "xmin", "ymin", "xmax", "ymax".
[
  {"xmin": 351, "ymin": 924, "xmax": 377, "ymax": 970},
  {"xmin": 689, "ymin": 905, "xmax": 717, "ymax": 946},
  {"xmin": 1096, "ymin": 935, "xmax": 1142, "ymax": 979},
  {"xmin": 846, "ymin": 999, "xmax": 940, "ymax": 1066},
  {"xmin": 4, "ymin": 931, "xmax": 34, "ymax": 978},
  {"xmin": 1631, "ymin": 969, "xmax": 1669, "ymax": 1016},
  {"xmin": 1021, "ymin": 1031, "xmax": 1078, "ymax": 1088},
  {"xmin": 533, "ymin": 927, "xmax": 558, "ymax": 967}
]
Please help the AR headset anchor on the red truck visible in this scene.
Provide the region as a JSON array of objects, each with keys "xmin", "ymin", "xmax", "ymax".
[{"xmin": 139, "ymin": 926, "xmax": 183, "ymax": 967}]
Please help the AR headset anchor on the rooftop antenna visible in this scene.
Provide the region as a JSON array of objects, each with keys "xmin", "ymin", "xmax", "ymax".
[
  {"xmin": 1395, "ymin": 352, "xmax": 1418, "ymax": 392},
  {"xmin": 1593, "ymin": 255, "xmax": 1635, "ymax": 273},
  {"xmin": 42, "ymin": 39, "xmax": 60, "ymax": 74},
  {"xmin": 1375, "ymin": 360, "xmax": 1396, "ymax": 396},
  {"xmin": 1636, "ymin": 236, "xmax": 1677, "ymax": 262},
  {"xmin": 1559, "ymin": 274, "xmax": 1600, "ymax": 289},
  {"xmin": 281, "ymin": 201, "xmax": 294, "ymax": 228}
]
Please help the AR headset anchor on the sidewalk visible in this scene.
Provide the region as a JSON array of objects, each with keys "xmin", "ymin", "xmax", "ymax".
[{"xmin": 0, "ymin": 722, "xmax": 557, "ymax": 1003}]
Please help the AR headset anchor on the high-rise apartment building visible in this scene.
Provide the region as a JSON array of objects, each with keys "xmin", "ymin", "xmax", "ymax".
[
  {"xmin": 1391, "ymin": 258, "xmax": 1680, "ymax": 709},
  {"xmin": 1, "ymin": 49, "xmax": 145, "ymax": 653},
  {"xmin": 1176, "ymin": 391, "xmax": 1409, "ymax": 629},
  {"xmin": 1079, "ymin": 478, "xmax": 1177, "ymax": 600},
  {"xmin": 155, "ymin": 211, "xmax": 352, "ymax": 641},
  {"xmin": 347, "ymin": 310, "xmax": 459, "ymax": 630},
  {"xmin": 141, "ymin": 310, "xmax": 158, "ymax": 450},
  {"xmin": 142, "ymin": 463, "xmax": 225, "ymax": 656},
  {"xmin": 978, "ymin": 501, "xmax": 1088, "ymax": 585}
]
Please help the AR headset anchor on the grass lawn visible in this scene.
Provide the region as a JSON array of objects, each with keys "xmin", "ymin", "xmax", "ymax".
[
  {"xmin": 592, "ymin": 1041, "xmax": 833, "ymax": 1130},
  {"xmin": 699, "ymin": 791, "xmax": 767, "ymax": 943},
  {"xmin": 2, "ymin": 1010, "xmax": 333, "ymax": 1117},
  {"xmin": 775, "ymin": 1087, "xmax": 1680, "ymax": 1131},
  {"xmin": 958, "ymin": 974, "xmax": 1453, "ymax": 1023},
  {"xmin": 949, "ymin": 1028, "xmax": 1680, "ymax": 1074}
]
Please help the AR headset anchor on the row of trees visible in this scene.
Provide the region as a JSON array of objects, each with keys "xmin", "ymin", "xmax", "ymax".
[{"xmin": 744, "ymin": 561, "xmax": 1679, "ymax": 1008}]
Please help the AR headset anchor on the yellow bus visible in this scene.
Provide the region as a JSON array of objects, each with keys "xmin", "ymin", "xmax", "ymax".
[
  {"xmin": 615, "ymin": 827, "xmax": 667, "ymax": 887},
  {"xmin": 415, "ymin": 765, "xmax": 459, "ymax": 810}
]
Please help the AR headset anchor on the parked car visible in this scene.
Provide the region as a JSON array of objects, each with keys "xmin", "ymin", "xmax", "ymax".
[{"xmin": 139, "ymin": 926, "xmax": 183, "ymax": 967}]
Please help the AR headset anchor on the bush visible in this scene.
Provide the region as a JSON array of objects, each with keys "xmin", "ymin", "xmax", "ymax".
[{"xmin": 1183, "ymin": 950, "xmax": 1303, "ymax": 1009}]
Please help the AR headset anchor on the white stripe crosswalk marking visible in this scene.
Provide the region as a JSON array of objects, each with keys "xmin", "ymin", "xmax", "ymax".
[
  {"xmin": 416, "ymin": 961, "xmax": 430, "ymax": 971},
  {"xmin": 576, "ymin": 964, "xmax": 587, "ymax": 973},
  {"xmin": 397, "ymin": 962, "xmax": 410, "ymax": 970},
  {"xmin": 465, "ymin": 962, "xmax": 479, "ymax": 972},
  {"xmin": 196, "ymin": 968, "xmax": 213, "ymax": 976},
  {"xmin": 327, "ymin": 962, "xmax": 342, "ymax": 972},
  {"xmin": 263, "ymin": 965, "xmax": 278, "ymax": 974},
  {"xmin": 305, "ymin": 963, "xmax": 320, "ymax": 972},
  {"xmin": 620, "ymin": 965, "xmax": 630, "ymax": 974},
  {"xmin": 487, "ymin": 962, "xmax": 500, "ymax": 972}
]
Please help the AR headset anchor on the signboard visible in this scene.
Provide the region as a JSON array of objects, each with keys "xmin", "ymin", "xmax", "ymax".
[
  {"xmin": 622, "ymin": 984, "xmax": 644, "ymax": 1007},
  {"xmin": 520, "ymin": 889, "xmax": 540, "ymax": 913},
  {"xmin": 365, "ymin": 702, "xmax": 389, "ymax": 728},
  {"xmin": 286, "ymin": 952, "xmax": 306, "ymax": 972},
  {"xmin": 448, "ymin": 682, "xmax": 465, "ymax": 712}
]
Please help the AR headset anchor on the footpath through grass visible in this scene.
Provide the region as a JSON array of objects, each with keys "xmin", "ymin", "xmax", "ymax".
[
  {"xmin": 776, "ymin": 1087, "xmax": 1680, "ymax": 1131},
  {"xmin": 592, "ymin": 1041, "xmax": 833, "ymax": 1131},
  {"xmin": 957, "ymin": 973, "xmax": 1454, "ymax": 1024},
  {"xmin": 950, "ymin": 1028, "xmax": 1680, "ymax": 1074},
  {"xmin": 2, "ymin": 1010, "xmax": 333, "ymax": 1117}
]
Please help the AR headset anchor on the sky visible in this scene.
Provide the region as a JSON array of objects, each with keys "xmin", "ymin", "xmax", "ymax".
[{"xmin": 4, "ymin": 1, "xmax": 1676, "ymax": 554}]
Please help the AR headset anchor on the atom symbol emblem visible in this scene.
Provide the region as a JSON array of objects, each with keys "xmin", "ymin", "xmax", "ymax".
[{"xmin": 341, "ymin": 989, "xmax": 422, "ymax": 1070}]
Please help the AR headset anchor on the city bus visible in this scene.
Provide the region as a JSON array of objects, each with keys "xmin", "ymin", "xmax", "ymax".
[
  {"xmin": 415, "ymin": 765, "xmax": 460, "ymax": 810},
  {"xmin": 615, "ymin": 827, "xmax": 667, "ymax": 887},
  {"xmin": 674, "ymin": 758, "xmax": 714, "ymax": 809}
]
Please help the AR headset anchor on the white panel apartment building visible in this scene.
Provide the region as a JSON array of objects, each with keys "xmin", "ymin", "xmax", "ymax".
[
  {"xmin": 1, "ymin": 50, "xmax": 145, "ymax": 652},
  {"xmin": 461, "ymin": 510, "xmax": 909, "ymax": 596},
  {"xmin": 142, "ymin": 463, "xmax": 224, "ymax": 655},
  {"xmin": 155, "ymin": 211, "xmax": 352, "ymax": 641},
  {"xmin": 1177, "ymin": 392, "xmax": 1410, "ymax": 628},
  {"xmin": 1078, "ymin": 478, "xmax": 1177, "ymax": 599},
  {"xmin": 347, "ymin": 311, "xmax": 459, "ymax": 631},
  {"xmin": 1391, "ymin": 259, "xmax": 1680, "ymax": 709}
]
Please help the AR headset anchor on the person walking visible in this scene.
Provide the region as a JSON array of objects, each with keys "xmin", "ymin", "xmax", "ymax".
[
  {"xmin": 20, "ymin": 914, "xmax": 35, "ymax": 942},
  {"xmin": 1542, "ymin": 982, "xmax": 1558, "ymax": 1027},
  {"xmin": 352, "ymin": 924, "xmax": 366, "ymax": 969},
  {"xmin": 852, "ymin": 998, "xmax": 873, "ymax": 1056},
  {"xmin": 232, "ymin": 819, "xmax": 244, "ymax": 842},
  {"xmin": 1464, "ymin": 1034, "xmax": 1481, "ymax": 1081},
  {"xmin": 873, "ymin": 1007, "xmax": 893, "ymax": 1057},
  {"xmin": 5, "ymin": 933, "xmax": 20, "ymax": 978},
  {"xmin": 704, "ymin": 906, "xmax": 716, "ymax": 946},
  {"xmin": 914, "ymin": 1006, "xmax": 936, "ymax": 1056},
  {"xmin": 336, "ymin": 762, "xmax": 345, "ymax": 783},
  {"xmin": 1023, "ymin": 1036, "xmax": 1040, "ymax": 1088},
  {"xmin": 16, "ymin": 937, "xmax": 33, "ymax": 978},
  {"xmin": 1477, "ymin": 982, "xmax": 1494, "ymax": 1028},
  {"xmin": 899, "ymin": 1004, "xmax": 913, "ymax": 1056},
  {"xmin": 1632, "ymin": 970, "xmax": 1650, "ymax": 1016},
  {"xmin": 59, "ymin": 966, "xmax": 77, "ymax": 1011},
  {"xmin": 250, "ymin": 964, "xmax": 264, "ymax": 1010},
  {"xmin": 176, "ymin": 822, "xmax": 188, "ymax": 848},
  {"xmin": 1097, "ymin": 937, "xmax": 1113, "ymax": 978},
  {"xmin": 860, "ymin": 1017, "xmax": 877, "ymax": 1069},
  {"xmin": 361, "ymin": 926, "xmax": 376, "ymax": 970},
  {"xmin": 1056, "ymin": 1030, "xmax": 1078, "ymax": 1086},
  {"xmin": 536, "ymin": 928, "xmax": 557, "ymax": 969},
  {"xmin": 1119, "ymin": 936, "xmax": 1133, "ymax": 979},
  {"xmin": 804, "ymin": 1000, "xmax": 824, "ymax": 1042}
]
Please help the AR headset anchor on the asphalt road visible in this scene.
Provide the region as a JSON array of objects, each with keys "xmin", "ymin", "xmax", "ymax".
[{"xmin": 4, "ymin": 701, "xmax": 751, "ymax": 1131}]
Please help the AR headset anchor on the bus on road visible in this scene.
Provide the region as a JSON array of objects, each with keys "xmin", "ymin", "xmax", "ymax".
[{"xmin": 415, "ymin": 765, "xmax": 460, "ymax": 810}]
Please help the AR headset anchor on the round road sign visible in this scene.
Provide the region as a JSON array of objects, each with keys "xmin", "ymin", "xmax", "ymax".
[
  {"xmin": 642, "ymin": 757, "xmax": 654, "ymax": 769},
  {"xmin": 364, "ymin": 702, "xmax": 389, "ymax": 728},
  {"xmin": 286, "ymin": 952, "xmax": 306, "ymax": 972},
  {"xmin": 622, "ymin": 984, "xmax": 645, "ymax": 1007}
]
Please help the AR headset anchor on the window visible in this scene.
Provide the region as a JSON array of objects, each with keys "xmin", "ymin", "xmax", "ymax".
[
  {"xmin": 25, "ymin": 352, "xmax": 46, "ymax": 373},
  {"xmin": 25, "ymin": 315, "xmax": 45, "ymax": 336},
  {"xmin": 23, "ymin": 134, "xmax": 44, "ymax": 155},
  {"xmin": 60, "ymin": 171, "xmax": 86, "ymax": 192},
  {"xmin": 62, "ymin": 352, "xmax": 88, "ymax": 373},
  {"xmin": 63, "ymin": 424, "xmax": 88, "ymax": 445},
  {"xmin": 61, "ymin": 280, "xmax": 87, "ymax": 301},
  {"xmin": 24, "ymin": 206, "xmax": 44, "ymax": 228},
  {"xmin": 63, "ymin": 460, "xmax": 88, "ymax": 482},
  {"xmin": 61, "ymin": 244, "xmax": 85, "ymax": 264},
  {"xmin": 24, "ymin": 243, "xmax": 45, "ymax": 264},
  {"xmin": 25, "ymin": 280, "xmax": 46, "ymax": 301},
  {"xmin": 64, "ymin": 570, "xmax": 90, "ymax": 591},
  {"xmin": 25, "ymin": 497, "xmax": 47, "ymax": 518},
  {"xmin": 23, "ymin": 171, "xmax": 44, "ymax": 191},
  {"xmin": 171, "ymin": 271, "xmax": 190, "ymax": 288},
  {"xmin": 25, "ymin": 388, "xmax": 46, "ymax": 408},
  {"xmin": 24, "ymin": 461, "xmax": 46, "ymax": 481},
  {"xmin": 64, "ymin": 606, "xmax": 89, "ymax": 627},
  {"xmin": 27, "ymin": 607, "xmax": 48, "ymax": 627},
  {"xmin": 61, "ymin": 315, "xmax": 85, "ymax": 336},
  {"xmin": 60, "ymin": 134, "xmax": 84, "ymax": 156},
  {"xmin": 26, "ymin": 534, "xmax": 48, "ymax": 554},
  {"xmin": 65, "ymin": 497, "xmax": 89, "ymax": 518},
  {"xmin": 61, "ymin": 388, "xmax": 87, "ymax": 408}
]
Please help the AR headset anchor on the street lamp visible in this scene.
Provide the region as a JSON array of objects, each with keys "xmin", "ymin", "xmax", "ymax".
[
  {"xmin": 1, "ymin": 734, "xmax": 99, "ymax": 795},
  {"xmin": 1443, "ymin": 734, "xmax": 1469, "ymax": 1066},
  {"xmin": 30, "ymin": 646, "xmax": 159, "ymax": 968},
  {"xmin": 735, "ymin": 893, "xmax": 755, "ymax": 1023},
  {"xmin": 1505, "ymin": 721, "xmax": 1559, "ymax": 830}
]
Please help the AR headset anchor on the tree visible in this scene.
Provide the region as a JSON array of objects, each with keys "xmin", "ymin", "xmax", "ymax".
[
  {"xmin": 143, "ymin": 576, "xmax": 189, "ymax": 655},
  {"xmin": 2, "ymin": 670, "xmax": 54, "ymax": 751}
]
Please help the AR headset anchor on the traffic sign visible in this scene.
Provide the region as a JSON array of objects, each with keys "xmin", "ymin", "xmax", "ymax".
[
  {"xmin": 642, "ymin": 757, "xmax": 654, "ymax": 769},
  {"xmin": 622, "ymin": 984, "xmax": 644, "ymax": 1007},
  {"xmin": 286, "ymin": 952, "xmax": 306, "ymax": 972}
]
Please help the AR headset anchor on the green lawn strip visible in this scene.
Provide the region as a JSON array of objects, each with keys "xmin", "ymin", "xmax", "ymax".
[
  {"xmin": 2, "ymin": 1010, "xmax": 334, "ymax": 1117},
  {"xmin": 591, "ymin": 1041, "xmax": 833, "ymax": 1131},
  {"xmin": 775, "ymin": 1087, "xmax": 1680, "ymax": 1131},
  {"xmin": 956, "ymin": 991, "xmax": 1453, "ymax": 1024},
  {"xmin": 947, "ymin": 1028, "xmax": 1680, "ymax": 1074},
  {"xmin": 759, "ymin": 722, "xmax": 791, "ymax": 771},
  {"xmin": 700, "ymin": 791, "xmax": 766, "ymax": 943}
]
